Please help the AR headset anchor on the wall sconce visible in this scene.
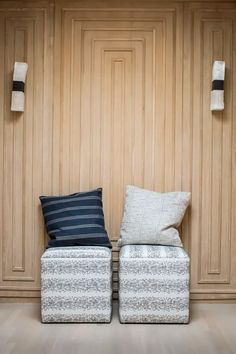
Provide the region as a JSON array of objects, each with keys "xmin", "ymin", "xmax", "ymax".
[
  {"xmin": 11, "ymin": 62, "xmax": 28, "ymax": 112},
  {"xmin": 210, "ymin": 60, "xmax": 225, "ymax": 111}
]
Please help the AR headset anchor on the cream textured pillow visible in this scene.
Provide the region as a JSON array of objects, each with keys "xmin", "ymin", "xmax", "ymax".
[{"xmin": 118, "ymin": 185, "xmax": 191, "ymax": 247}]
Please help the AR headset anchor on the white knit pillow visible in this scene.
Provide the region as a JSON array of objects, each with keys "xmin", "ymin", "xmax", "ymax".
[{"xmin": 118, "ymin": 185, "xmax": 191, "ymax": 247}]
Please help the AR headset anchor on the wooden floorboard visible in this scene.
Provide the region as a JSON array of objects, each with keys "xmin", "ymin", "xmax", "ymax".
[{"xmin": 0, "ymin": 302, "xmax": 236, "ymax": 354}]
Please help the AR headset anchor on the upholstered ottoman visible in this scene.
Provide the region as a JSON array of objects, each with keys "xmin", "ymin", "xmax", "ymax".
[
  {"xmin": 41, "ymin": 246, "xmax": 112, "ymax": 323},
  {"xmin": 119, "ymin": 245, "xmax": 190, "ymax": 323}
]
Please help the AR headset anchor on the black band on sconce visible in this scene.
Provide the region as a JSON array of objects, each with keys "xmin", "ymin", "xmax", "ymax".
[
  {"xmin": 212, "ymin": 80, "xmax": 224, "ymax": 91},
  {"xmin": 12, "ymin": 80, "xmax": 25, "ymax": 92}
]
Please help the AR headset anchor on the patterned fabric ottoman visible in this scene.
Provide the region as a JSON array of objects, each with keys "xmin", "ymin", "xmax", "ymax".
[
  {"xmin": 41, "ymin": 246, "xmax": 112, "ymax": 323},
  {"xmin": 119, "ymin": 245, "xmax": 190, "ymax": 323}
]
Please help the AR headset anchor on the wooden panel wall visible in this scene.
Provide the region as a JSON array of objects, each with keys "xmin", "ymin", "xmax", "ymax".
[
  {"xmin": 183, "ymin": 2, "xmax": 236, "ymax": 301},
  {"xmin": 53, "ymin": 2, "xmax": 183, "ymax": 298},
  {"xmin": 0, "ymin": 1, "xmax": 53, "ymax": 299},
  {"xmin": 0, "ymin": 0, "xmax": 235, "ymax": 301}
]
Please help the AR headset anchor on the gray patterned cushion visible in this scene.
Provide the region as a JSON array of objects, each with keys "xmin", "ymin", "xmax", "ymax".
[
  {"xmin": 119, "ymin": 245, "xmax": 190, "ymax": 323},
  {"xmin": 118, "ymin": 185, "xmax": 191, "ymax": 247},
  {"xmin": 41, "ymin": 246, "xmax": 112, "ymax": 323}
]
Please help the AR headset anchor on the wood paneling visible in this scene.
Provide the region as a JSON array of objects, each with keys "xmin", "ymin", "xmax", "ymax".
[
  {"xmin": 0, "ymin": 1, "xmax": 53, "ymax": 298},
  {"xmin": 54, "ymin": 3, "xmax": 183, "ymax": 298},
  {"xmin": 183, "ymin": 2, "xmax": 236, "ymax": 300},
  {"xmin": 0, "ymin": 0, "xmax": 236, "ymax": 301}
]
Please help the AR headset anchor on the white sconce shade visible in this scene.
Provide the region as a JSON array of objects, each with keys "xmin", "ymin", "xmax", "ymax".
[
  {"xmin": 11, "ymin": 62, "xmax": 28, "ymax": 112},
  {"xmin": 210, "ymin": 61, "xmax": 225, "ymax": 111}
]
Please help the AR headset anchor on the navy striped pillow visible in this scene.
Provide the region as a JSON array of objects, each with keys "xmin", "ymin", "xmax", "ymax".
[{"xmin": 39, "ymin": 188, "xmax": 111, "ymax": 248}]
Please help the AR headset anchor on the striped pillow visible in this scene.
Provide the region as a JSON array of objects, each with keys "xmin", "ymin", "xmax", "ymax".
[{"xmin": 39, "ymin": 188, "xmax": 111, "ymax": 248}]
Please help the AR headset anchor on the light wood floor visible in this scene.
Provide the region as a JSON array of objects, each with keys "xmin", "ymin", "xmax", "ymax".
[{"xmin": 0, "ymin": 302, "xmax": 236, "ymax": 354}]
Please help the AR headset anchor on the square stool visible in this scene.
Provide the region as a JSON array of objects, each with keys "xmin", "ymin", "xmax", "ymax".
[
  {"xmin": 41, "ymin": 246, "xmax": 112, "ymax": 323},
  {"xmin": 119, "ymin": 245, "xmax": 189, "ymax": 323}
]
